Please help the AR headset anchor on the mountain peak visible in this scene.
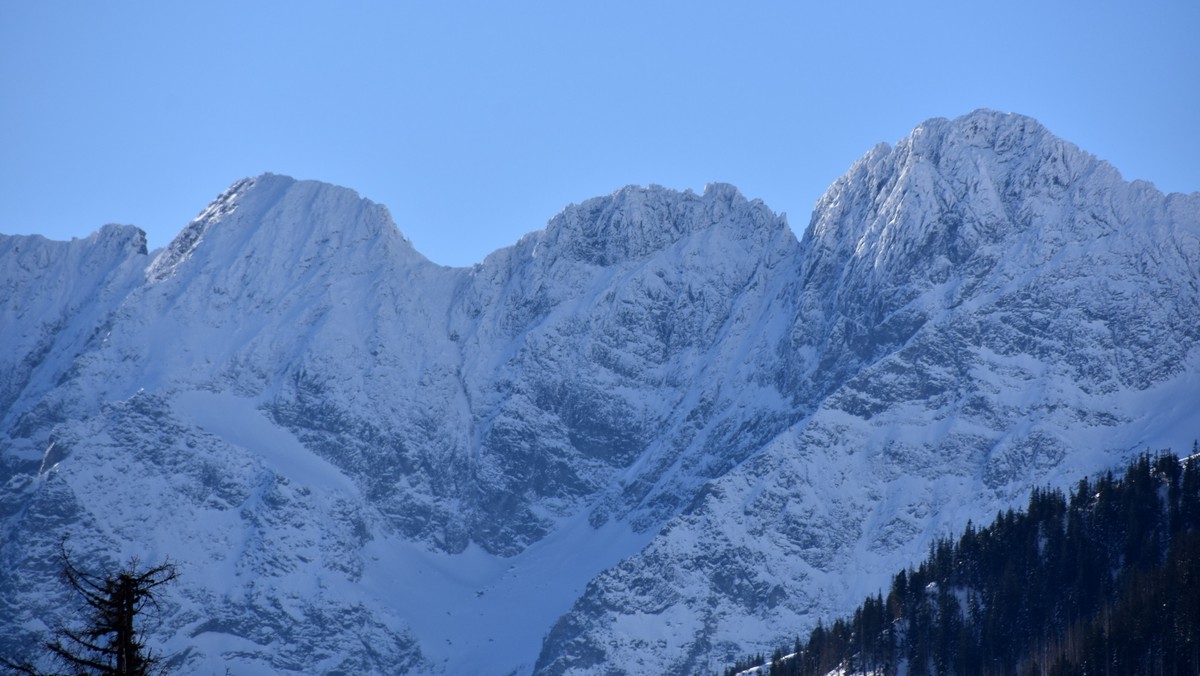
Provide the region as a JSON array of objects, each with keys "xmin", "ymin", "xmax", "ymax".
[
  {"xmin": 540, "ymin": 182, "xmax": 782, "ymax": 266},
  {"xmin": 146, "ymin": 174, "xmax": 420, "ymax": 283},
  {"xmin": 85, "ymin": 223, "xmax": 148, "ymax": 256},
  {"xmin": 806, "ymin": 109, "xmax": 1116, "ymax": 261},
  {"xmin": 911, "ymin": 109, "xmax": 1048, "ymax": 150}
]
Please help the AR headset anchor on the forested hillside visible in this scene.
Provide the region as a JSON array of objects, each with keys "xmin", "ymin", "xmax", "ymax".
[{"xmin": 726, "ymin": 448, "xmax": 1200, "ymax": 676}]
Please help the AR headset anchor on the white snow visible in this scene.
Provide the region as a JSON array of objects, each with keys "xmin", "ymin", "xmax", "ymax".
[
  {"xmin": 360, "ymin": 514, "xmax": 656, "ymax": 675},
  {"xmin": 174, "ymin": 390, "xmax": 358, "ymax": 495}
]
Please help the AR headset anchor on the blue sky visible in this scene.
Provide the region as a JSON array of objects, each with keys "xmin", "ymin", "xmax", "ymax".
[{"xmin": 2, "ymin": 1, "xmax": 1197, "ymax": 267}]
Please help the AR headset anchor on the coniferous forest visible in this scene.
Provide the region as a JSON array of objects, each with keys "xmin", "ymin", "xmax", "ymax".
[{"xmin": 724, "ymin": 448, "xmax": 1200, "ymax": 676}]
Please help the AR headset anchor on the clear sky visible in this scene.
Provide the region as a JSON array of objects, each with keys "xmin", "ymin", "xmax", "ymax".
[{"xmin": 2, "ymin": 1, "xmax": 1197, "ymax": 267}]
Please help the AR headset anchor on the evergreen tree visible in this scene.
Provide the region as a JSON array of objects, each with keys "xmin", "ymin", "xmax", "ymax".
[{"xmin": 3, "ymin": 542, "xmax": 178, "ymax": 676}]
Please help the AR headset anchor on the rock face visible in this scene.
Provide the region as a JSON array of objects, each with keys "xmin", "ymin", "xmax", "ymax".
[{"xmin": 1, "ymin": 111, "xmax": 1197, "ymax": 675}]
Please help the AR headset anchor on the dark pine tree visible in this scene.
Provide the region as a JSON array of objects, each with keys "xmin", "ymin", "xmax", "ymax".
[{"xmin": 3, "ymin": 541, "xmax": 178, "ymax": 676}]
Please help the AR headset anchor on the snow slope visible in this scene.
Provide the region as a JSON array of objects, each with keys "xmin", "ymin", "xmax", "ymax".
[{"xmin": 1, "ymin": 110, "xmax": 1197, "ymax": 674}]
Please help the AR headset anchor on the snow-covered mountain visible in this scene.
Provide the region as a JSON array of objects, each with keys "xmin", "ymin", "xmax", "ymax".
[{"xmin": 1, "ymin": 110, "xmax": 1197, "ymax": 675}]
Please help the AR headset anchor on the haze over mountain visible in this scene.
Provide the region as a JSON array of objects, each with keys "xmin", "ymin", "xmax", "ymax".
[{"xmin": 1, "ymin": 110, "xmax": 1197, "ymax": 674}]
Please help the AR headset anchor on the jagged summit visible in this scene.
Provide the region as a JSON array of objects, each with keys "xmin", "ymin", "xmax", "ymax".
[
  {"xmin": 539, "ymin": 182, "xmax": 785, "ymax": 266},
  {"xmin": 910, "ymin": 108, "xmax": 1059, "ymax": 156},
  {"xmin": 92, "ymin": 223, "xmax": 149, "ymax": 256},
  {"xmin": 808, "ymin": 109, "xmax": 1112, "ymax": 251},
  {"xmin": 0, "ymin": 222, "xmax": 147, "ymax": 261},
  {"xmin": 786, "ymin": 109, "xmax": 1199, "ymax": 397},
  {"xmin": 798, "ymin": 108, "xmax": 1135, "ymax": 312},
  {"xmin": 146, "ymin": 173, "xmax": 422, "ymax": 283}
]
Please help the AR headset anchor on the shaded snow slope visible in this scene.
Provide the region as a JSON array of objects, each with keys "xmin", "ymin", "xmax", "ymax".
[{"xmin": 2, "ymin": 110, "xmax": 1198, "ymax": 674}]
